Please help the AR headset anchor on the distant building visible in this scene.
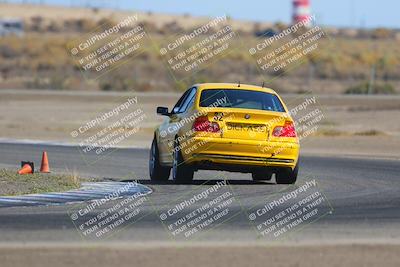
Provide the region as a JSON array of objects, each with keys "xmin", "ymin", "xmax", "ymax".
[
  {"xmin": 0, "ymin": 18, "xmax": 24, "ymax": 36},
  {"xmin": 292, "ymin": 0, "xmax": 312, "ymax": 27}
]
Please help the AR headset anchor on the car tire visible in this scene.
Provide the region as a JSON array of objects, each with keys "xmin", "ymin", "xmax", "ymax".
[
  {"xmin": 172, "ymin": 139, "xmax": 194, "ymax": 184},
  {"xmin": 251, "ymin": 171, "xmax": 273, "ymax": 181},
  {"xmin": 149, "ymin": 138, "xmax": 171, "ymax": 181},
  {"xmin": 275, "ymin": 163, "xmax": 298, "ymax": 184}
]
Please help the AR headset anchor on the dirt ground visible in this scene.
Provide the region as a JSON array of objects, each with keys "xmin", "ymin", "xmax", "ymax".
[
  {"xmin": 0, "ymin": 89, "xmax": 399, "ymax": 158},
  {"xmin": 0, "ymin": 242, "xmax": 399, "ymax": 267}
]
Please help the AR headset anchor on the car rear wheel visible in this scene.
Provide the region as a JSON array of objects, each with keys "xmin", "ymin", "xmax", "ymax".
[
  {"xmin": 251, "ymin": 171, "xmax": 273, "ymax": 181},
  {"xmin": 275, "ymin": 163, "xmax": 298, "ymax": 184},
  {"xmin": 149, "ymin": 138, "xmax": 171, "ymax": 181},
  {"xmin": 172, "ymin": 140, "xmax": 194, "ymax": 184}
]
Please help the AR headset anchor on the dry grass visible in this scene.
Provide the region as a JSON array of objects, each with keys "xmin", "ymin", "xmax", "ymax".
[
  {"xmin": 312, "ymin": 128, "xmax": 387, "ymax": 137},
  {"xmin": 313, "ymin": 129, "xmax": 347, "ymax": 137},
  {"xmin": 0, "ymin": 169, "xmax": 82, "ymax": 196},
  {"xmin": 0, "ymin": 3, "xmax": 399, "ymax": 93},
  {"xmin": 354, "ymin": 129, "xmax": 386, "ymax": 136}
]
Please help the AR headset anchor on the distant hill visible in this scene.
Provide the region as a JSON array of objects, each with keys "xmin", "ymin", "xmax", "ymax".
[{"xmin": 0, "ymin": 3, "xmax": 273, "ymax": 33}]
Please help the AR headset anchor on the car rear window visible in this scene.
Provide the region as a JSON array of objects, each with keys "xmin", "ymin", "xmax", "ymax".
[{"xmin": 199, "ymin": 89, "xmax": 286, "ymax": 112}]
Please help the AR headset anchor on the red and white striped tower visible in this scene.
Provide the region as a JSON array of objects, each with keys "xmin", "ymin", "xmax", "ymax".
[{"xmin": 293, "ymin": 0, "xmax": 312, "ymax": 27}]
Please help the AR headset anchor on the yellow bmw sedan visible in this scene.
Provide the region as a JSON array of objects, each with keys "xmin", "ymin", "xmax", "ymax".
[{"xmin": 149, "ymin": 83, "xmax": 299, "ymax": 184}]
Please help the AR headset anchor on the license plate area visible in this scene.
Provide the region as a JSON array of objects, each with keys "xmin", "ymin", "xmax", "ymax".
[{"xmin": 223, "ymin": 123, "xmax": 268, "ymax": 140}]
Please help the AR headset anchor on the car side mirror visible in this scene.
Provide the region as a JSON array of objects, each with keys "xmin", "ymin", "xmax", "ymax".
[{"xmin": 156, "ymin": 106, "xmax": 170, "ymax": 116}]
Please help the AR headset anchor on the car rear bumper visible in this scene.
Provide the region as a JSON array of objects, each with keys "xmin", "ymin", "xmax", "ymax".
[{"xmin": 182, "ymin": 136, "xmax": 299, "ymax": 169}]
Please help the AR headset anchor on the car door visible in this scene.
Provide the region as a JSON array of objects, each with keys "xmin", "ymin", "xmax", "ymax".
[{"xmin": 158, "ymin": 87, "xmax": 196, "ymax": 163}]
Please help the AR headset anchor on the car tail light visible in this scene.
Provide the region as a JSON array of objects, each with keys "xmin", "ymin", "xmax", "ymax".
[
  {"xmin": 272, "ymin": 121, "xmax": 297, "ymax": 137},
  {"xmin": 193, "ymin": 116, "xmax": 220, "ymax": 132}
]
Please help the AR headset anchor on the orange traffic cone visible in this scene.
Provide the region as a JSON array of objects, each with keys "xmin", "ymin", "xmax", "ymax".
[
  {"xmin": 18, "ymin": 162, "xmax": 34, "ymax": 175},
  {"xmin": 40, "ymin": 151, "xmax": 50, "ymax": 173}
]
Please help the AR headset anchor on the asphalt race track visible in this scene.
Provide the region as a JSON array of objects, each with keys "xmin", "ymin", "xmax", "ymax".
[{"xmin": 0, "ymin": 142, "xmax": 399, "ymax": 243}]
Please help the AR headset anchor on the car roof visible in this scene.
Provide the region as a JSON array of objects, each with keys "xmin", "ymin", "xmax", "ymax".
[{"xmin": 193, "ymin": 83, "xmax": 277, "ymax": 94}]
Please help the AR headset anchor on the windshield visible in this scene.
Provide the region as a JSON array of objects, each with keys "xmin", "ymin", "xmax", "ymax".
[{"xmin": 199, "ymin": 89, "xmax": 286, "ymax": 112}]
